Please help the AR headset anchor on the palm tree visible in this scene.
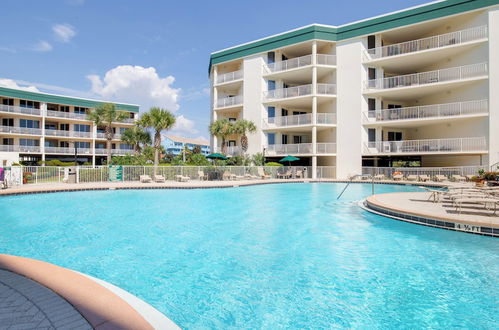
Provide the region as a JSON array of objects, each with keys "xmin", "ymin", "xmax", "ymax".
[
  {"xmin": 139, "ymin": 107, "xmax": 176, "ymax": 176},
  {"xmin": 121, "ymin": 126, "xmax": 151, "ymax": 155},
  {"xmin": 87, "ymin": 103, "xmax": 129, "ymax": 164},
  {"xmin": 234, "ymin": 119, "xmax": 257, "ymax": 154},
  {"xmin": 209, "ymin": 119, "xmax": 234, "ymax": 154}
]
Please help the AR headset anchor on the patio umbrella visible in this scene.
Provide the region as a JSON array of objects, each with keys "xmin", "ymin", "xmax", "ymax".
[
  {"xmin": 206, "ymin": 153, "xmax": 228, "ymax": 160},
  {"xmin": 279, "ymin": 155, "xmax": 300, "ymax": 166}
]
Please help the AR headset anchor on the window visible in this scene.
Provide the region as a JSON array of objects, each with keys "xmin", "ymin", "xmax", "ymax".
[
  {"xmin": 2, "ymin": 99, "xmax": 14, "ymax": 106},
  {"xmin": 293, "ymin": 136, "xmax": 303, "ymax": 144},
  {"xmin": 119, "ymin": 127, "xmax": 128, "ymax": 134},
  {"xmin": 2, "ymin": 118, "xmax": 14, "ymax": 127},
  {"xmin": 47, "ymin": 104, "xmax": 58, "ymax": 111},
  {"xmin": 282, "ymin": 54, "xmax": 288, "ymax": 61},
  {"xmin": 282, "ymin": 109, "xmax": 288, "ymax": 116},
  {"xmin": 293, "ymin": 111, "xmax": 306, "ymax": 116},
  {"xmin": 267, "ymin": 106, "xmax": 275, "ymax": 118},
  {"xmin": 3, "ymin": 138, "xmax": 14, "ymax": 145},
  {"xmin": 60, "ymin": 123, "xmax": 69, "ymax": 131},
  {"xmin": 368, "ymin": 68, "xmax": 376, "ymax": 80},
  {"xmin": 267, "ymin": 52, "xmax": 275, "ymax": 64},
  {"xmin": 45, "ymin": 123, "xmax": 57, "ymax": 130},
  {"xmin": 368, "ymin": 129, "xmax": 376, "ymax": 142},
  {"xmin": 228, "ymin": 117, "xmax": 237, "ymax": 122},
  {"xmin": 20, "ymin": 119, "xmax": 40, "ymax": 129},
  {"xmin": 387, "ymin": 131, "xmax": 402, "ymax": 141},
  {"xmin": 120, "ymin": 144, "xmax": 133, "ymax": 150},
  {"xmin": 281, "ymin": 134, "xmax": 288, "ymax": 144},
  {"xmin": 387, "ymin": 104, "xmax": 402, "ymax": 109},
  {"xmin": 74, "ymin": 124, "xmax": 90, "ymax": 132},
  {"xmin": 60, "ymin": 106, "xmax": 70, "ymax": 112},
  {"xmin": 74, "ymin": 107, "xmax": 87, "ymax": 114},
  {"xmin": 267, "ymin": 80, "xmax": 276, "ymax": 91},
  {"xmin": 20, "ymin": 100, "xmax": 40, "ymax": 109},
  {"xmin": 228, "ymin": 140, "xmax": 236, "ymax": 147},
  {"xmin": 367, "ymin": 35, "xmax": 376, "ymax": 49},
  {"xmin": 96, "ymin": 143, "xmax": 105, "ymax": 149},
  {"xmin": 267, "ymin": 133, "xmax": 275, "ymax": 145},
  {"xmin": 45, "ymin": 140, "xmax": 57, "ymax": 147},
  {"xmin": 20, "ymin": 139, "xmax": 39, "ymax": 146},
  {"xmin": 368, "ymin": 98, "xmax": 376, "ymax": 111},
  {"xmin": 74, "ymin": 142, "xmax": 90, "ymax": 148},
  {"xmin": 60, "ymin": 141, "xmax": 70, "ymax": 147}
]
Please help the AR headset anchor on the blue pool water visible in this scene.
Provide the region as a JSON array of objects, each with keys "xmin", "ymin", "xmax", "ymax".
[{"xmin": 1, "ymin": 183, "xmax": 498, "ymax": 329}]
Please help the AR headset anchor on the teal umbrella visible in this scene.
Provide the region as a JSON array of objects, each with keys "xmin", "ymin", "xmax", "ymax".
[
  {"xmin": 206, "ymin": 153, "xmax": 228, "ymax": 160},
  {"xmin": 279, "ymin": 155, "xmax": 300, "ymax": 166}
]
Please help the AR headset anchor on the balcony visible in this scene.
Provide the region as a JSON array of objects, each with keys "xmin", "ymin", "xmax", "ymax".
[
  {"xmin": 45, "ymin": 110, "xmax": 87, "ymax": 120},
  {"xmin": 215, "ymin": 95, "xmax": 243, "ymax": 109},
  {"xmin": 316, "ymin": 143, "xmax": 337, "ymax": 154},
  {"xmin": 263, "ymin": 84, "xmax": 336, "ymax": 102},
  {"xmin": 96, "ymin": 133, "xmax": 122, "ymax": 140},
  {"xmin": 365, "ymin": 63, "xmax": 488, "ymax": 91},
  {"xmin": 0, "ymin": 145, "xmax": 41, "ymax": 153},
  {"xmin": 44, "ymin": 129, "xmax": 93, "ymax": 139},
  {"xmin": 216, "ymin": 70, "xmax": 243, "ymax": 84},
  {"xmin": 263, "ymin": 113, "xmax": 336, "ymax": 128},
  {"xmin": 363, "ymin": 99, "xmax": 489, "ymax": 125},
  {"xmin": 366, "ymin": 26, "xmax": 487, "ymax": 60},
  {"xmin": 266, "ymin": 142, "xmax": 336, "ymax": 156},
  {"xmin": 266, "ymin": 54, "xmax": 336, "ymax": 73},
  {"xmin": 94, "ymin": 148, "xmax": 132, "ymax": 155},
  {"xmin": 0, "ymin": 126, "xmax": 42, "ymax": 135},
  {"xmin": 45, "ymin": 147, "xmax": 93, "ymax": 155},
  {"xmin": 0, "ymin": 104, "xmax": 41, "ymax": 116},
  {"xmin": 364, "ymin": 137, "xmax": 487, "ymax": 155}
]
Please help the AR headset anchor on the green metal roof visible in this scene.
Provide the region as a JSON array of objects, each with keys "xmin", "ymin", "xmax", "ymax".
[
  {"xmin": 0, "ymin": 86, "xmax": 140, "ymax": 113},
  {"xmin": 209, "ymin": 0, "xmax": 499, "ymax": 73}
]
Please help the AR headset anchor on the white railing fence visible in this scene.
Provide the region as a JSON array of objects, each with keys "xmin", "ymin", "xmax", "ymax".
[
  {"xmin": 316, "ymin": 54, "xmax": 336, "ymax": 66},
  {"xmin": 364, "ymin": 99, "xmax": 488, "ymax": 122},
  {"xmin": 216, "ymin": 70, "xmax": 243, "ymax": 84},
  {"xmin": 362, "ymin": 166, "xmax": 487, "ymax": 179},
  {"xmin": 367, "ymin": 25, "xmax": 487, "ymax": 59},
  {"xmin": 264, "ymin": 84, "xmax": 312, "ymax": 100},
  {"xmin": 216, "ymin": 95, "xmax": 243, "ymax": 108},
  {"xmin": 0, "ymin": 104, "xmax": 41, "ymax": 116},
  {"xmin": 267, "ymin": 55, "xmax": 312, "ymax": 72},
  {"xmin": 266, "ymin": 143, "xmax": 313, "ymax": 155},
  {"xmin": 0, "ymin": 126, "xmax": 42, "ymax": 135},
  {"xmin": 366, "ymin": 62, "xmax": 488, "ymax": 90},
  {"xmin": 365, "ymin": 137, "xmax": 487, "ymax": 154},
  {"xmin": 264, "ymin": 113, "xmax": 336, "ymax": 127},
  {"xmin": 317, "ymin": 83, "xmax": 337, "ymax": 95},
  {"xmin": 6, "ymin": 165, "xmax": 341, "ymax": 185}
]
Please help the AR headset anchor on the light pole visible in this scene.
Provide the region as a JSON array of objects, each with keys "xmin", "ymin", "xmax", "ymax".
[
  {"xmin": 72, "ymin": 141, "xmax": 78, "ymax": 165},
  {"xmin": 263, "ymin": 147, "xmax": 266, "ymax": 165}
]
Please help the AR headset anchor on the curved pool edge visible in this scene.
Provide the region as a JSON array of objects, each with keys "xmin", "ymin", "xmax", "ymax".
[
  {"xmin": 0, "ymin": 254, "xmax": 180, "ymax": 329},
  {"xmin": 360, "ymin": 195, "xmax": 499, "ymax": 237}
]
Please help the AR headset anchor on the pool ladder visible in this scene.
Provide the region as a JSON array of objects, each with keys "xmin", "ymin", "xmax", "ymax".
[{"xmin": 337, "ymin": 174, "xmax": 375, "ymax": 200}]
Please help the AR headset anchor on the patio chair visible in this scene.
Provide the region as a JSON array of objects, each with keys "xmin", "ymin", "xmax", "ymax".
[
  {"xmin": 295, "ymin": 170, "xmax": 303, "ymax": 179},
  {"xmin": 451, "ymin": 175, "xmax": 466, "ymax": 182},
  {"xmin": 419, "ymin": 186, "xmax": 444, "ymax": 202},
  {"xmin": 453, "ymin": 196, "xmax": 499, "ymax": 215},
  {"xmin": 406, "ymin": 175, "xmax": 418, "ymax": 181},
  {"xmin": 175, "ymin": 175, "xmax": 190, "ymax": 182},
  {"xmin": 434, "ymin": 174, "xmax": 448, "ymax": 182},
  {"xmin": 465, "ymin": 175, "xmax": 475, "ymax": 182},
  {"xmin": 198, "ymin": 170, "xmax": 208, "ymax": 181},
  {"xmin": 418, "ymin": 174, "xmax": 430, "ymax": 182},
  {"xmin": 392, "ymin": 173, "xmax": 404, "ymax": 181},
  {"xmin": 154, "ymin": 175, "xmax": 166, "ymax": 183},
  {"xmin": 374, "ymin": 174, "xmax": 385, "ymax": 180},
  {"xmin": 244, "ymin": 173, "xmax": 259, "ymax": 180},
  {"xmin": 258, "ymin": 167, "xmax": 271, "ymax": 179},
  {"xmin": 223, "ymin": 171, "xmax": 237, "ymax": 181},
  {"xmin": 277, "ymin": 170, "xmax": 291, "ymax": 179},
  {"xmin": 140, "ymin": 175, "xmax": 152, "ymax": 183}
]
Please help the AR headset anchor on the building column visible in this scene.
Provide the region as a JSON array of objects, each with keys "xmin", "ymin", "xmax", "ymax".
[
  {"xmin": 40, "ymin": 102, "xmax": 47, "ymax": 163},
  {"xmin": 92, "ymin": 125, "xmax": 97, "ymax": 166},
  {"xmin": 312, "ymin": 41, "xmax": 318, "ymax": 178},
  {"xmin": 488, "ymin": 8, "xmax": 499, "ymax": 167}
]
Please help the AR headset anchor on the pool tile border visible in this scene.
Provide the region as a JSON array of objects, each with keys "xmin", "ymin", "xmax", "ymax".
[{"xmin": 362, "ymin": 199, "xmax": 499, "ymax": 237}]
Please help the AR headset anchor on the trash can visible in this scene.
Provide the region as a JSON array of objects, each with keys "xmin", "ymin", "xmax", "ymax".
[{"xmin": 67, "ymin": 167, "xmax": 77, "ymax": 184}]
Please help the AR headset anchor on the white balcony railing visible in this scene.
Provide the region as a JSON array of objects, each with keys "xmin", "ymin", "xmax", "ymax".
[
  {"xmin": 95, "ymin": 133, "xmax": 122, "ymax": 140},
  {"xmin": 365, "ymin": 137, "xmax": 487, "ymax": 154},
  {"xmin": 316, "ymin": 54, "xmax": 336, "ymax": 66},
  {"xmin": 45, "ymin": 110, "xmax": 87, "ymax": 120},
  {"xmin": 367, "ymin": 25, "xmax": 488, "ymax": 59},
  {"xmin": 216, "ymin": 70, "xmax": 243, "ymax": 84},
  {"xmin": 94, "ymin": 148, "xmax": 132, "ymax": 155},
  {"xmin": 316, "ymin": 143, "xmax": 337, "ymax": 154},
  {"xmin": 264, "ymin": 84, "xmax": 337, "ymax": 100},
  {"xmin": 0, "ymin": 126, "xmax": 42, "ymax": 135},
  {"xmin": 267, "ymin": 55, "xmax": 312, "ymax": 72},
  {"xmin": 45, "ymin": 147, "xmax": 93, "ymax": 155},
  {"xmin": 0, "ymin": 145, "xmax": 41, "ymax": 153},
  {"xmin": 44, "ymin": 129, "xmax": 93, "ymax": 138},
  {"xmin": 266, "ymin": 143, "xmax": 313, "ymax": 155},
  {"xmin": 215, "ymin": 95, "xmax": 243, "ymax": 108},
  {"xmin": 263, "ymin": 113, "xmax": 336, "ymax": 127},
  {"xmin": 317, "ymin": 83, "xmax": 337, "ymax": 95},
  {"xmin": 0, "ymin": 104, "xmax": 41, "ymax": 116},
  {"xmin": 364, "ymin": 99, "xmax": 489, "ymax": 122},
  {"xmin": 365, "ymin": 63, "xmax": 488, "ymax": 90}
]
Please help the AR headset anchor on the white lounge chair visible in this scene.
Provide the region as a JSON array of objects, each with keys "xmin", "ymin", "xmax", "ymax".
[
  {"xmin": 175, "ymin": 175, "xmax": 190, "ymax": 182},
  {"xmin": 140, "ymin": 175, "xmax": 152, "ymax": 183},
  {"xmin": 452, "ymin": 175, "xmax": 466, "ymax": 182},
  {"xmin": 154, "ymin": 175, "xmax": 166, "ymax": 183},
  {"xmin": 223, "ymin": 171, "xmax": 236, "ymax": 181},
  {"xmin": 277, "ymin": 170, "xmax": 291, "ymax": 179},
  {"xmin": 392, "ymin": 173, "xmax": 403, "ymax": 181},
  {"xmin": 453, "ymin": 196, "xmax": 499, "ymax": 214},
  {"xmin": 419, "ymin": 186, "xmax": 444, "ymax": 202},
  {"xmin": 198, "ymin": 170, "xmax": 208, "ymax": 181},
  {"xmin": 258, "ymin": 168, "xmax": 270, "ymax": 179},
  {"xmin": 374, "ymin": 174, "xmax": 385, "ymax": 180},
  {"xmin": 418, "ymin": 174, "xmax": 430, "ymax": 182},
  {"xmin": 434, "ymin": 175, "xmax": 447, "ymax": 182},
  {"xmin": 244, "ymin": 173, "xmax": 259, "ymax": 180},
  {"xmin": 406, "ymin": 175, "xmax": 418, "ymax": 181},
  {"xmin": 295, "ymin": 170, "xmax": 303, "ymax": 179}
]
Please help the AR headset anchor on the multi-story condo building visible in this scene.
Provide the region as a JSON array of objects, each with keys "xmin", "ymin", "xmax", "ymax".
[
  {"xmin": 209, "ymin": 0, "xmax": 499, "ymax": 178},
  {"xmin": 164, "ymin": 136, "xmax": 211, "ymax": 156},
  {"xmin": 0, "ymin": 86, "xmax": 139, "ymax": 166}
]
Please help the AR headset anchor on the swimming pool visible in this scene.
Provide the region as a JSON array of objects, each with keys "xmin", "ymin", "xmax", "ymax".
[{"xmin": 1, "ymin": 183, "xmax": 498, "ymax": 328}]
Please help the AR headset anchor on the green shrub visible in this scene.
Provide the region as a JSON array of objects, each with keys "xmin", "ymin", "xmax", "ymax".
[
  {"xmin": 265, "ymin": 162, "xmax": 283, "ymax": 167},
  {"xmin": 38, "ymin": 160, "xmax": 76, "ymax": 166}
]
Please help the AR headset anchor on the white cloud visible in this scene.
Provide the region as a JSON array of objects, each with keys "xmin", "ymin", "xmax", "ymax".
[
  {"xmin": 53, "ymin": 24, "xmax": 76, "ymax": 43},
  {"xmin": 0, "ymin": 46, "xmax": 16, "ymax": 54},
  {"xmin": 0, "ymin": 79, "xmax": 40, "ymax": 92},
  {"xmin": 32, "ymin": 41, "xmax": 52, "ymax": 52},
  {"xmin": 170, "ymin": 115, "xmax": 198, "ymax": 135},
  {"xmin": 87, "ymin": 65, "xmax": 180, "ymax": 112}
]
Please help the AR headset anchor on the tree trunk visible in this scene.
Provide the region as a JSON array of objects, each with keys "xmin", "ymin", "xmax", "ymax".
[
  {"xmin": 106, "ymin": 125, "xmax": 113, "ymax": 165},
  {"xmin": 241, "ymin": 134, "xmax": 248, "ymax": 153},
  {"xmin": 154, "ymin": 131, "xmax": 161, "ymax": 177},
  {"xmin": 221, "ymin": 137, "xmax": 226, "ymax": 155}
]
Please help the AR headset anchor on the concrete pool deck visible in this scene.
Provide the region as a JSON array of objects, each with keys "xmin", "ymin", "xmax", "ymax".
[
  {"xmin": 0, "ymin": 255, "xmax": 179, "ymax": 330},
  {"xmin": 365, "ymin": 191, "xmax": 499, "ymax": 237}
]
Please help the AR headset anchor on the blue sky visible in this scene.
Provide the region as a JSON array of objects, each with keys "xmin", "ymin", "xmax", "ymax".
[{"xmin": 0, "ymin": 0, "xmax": 430, "ymax": 140}]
